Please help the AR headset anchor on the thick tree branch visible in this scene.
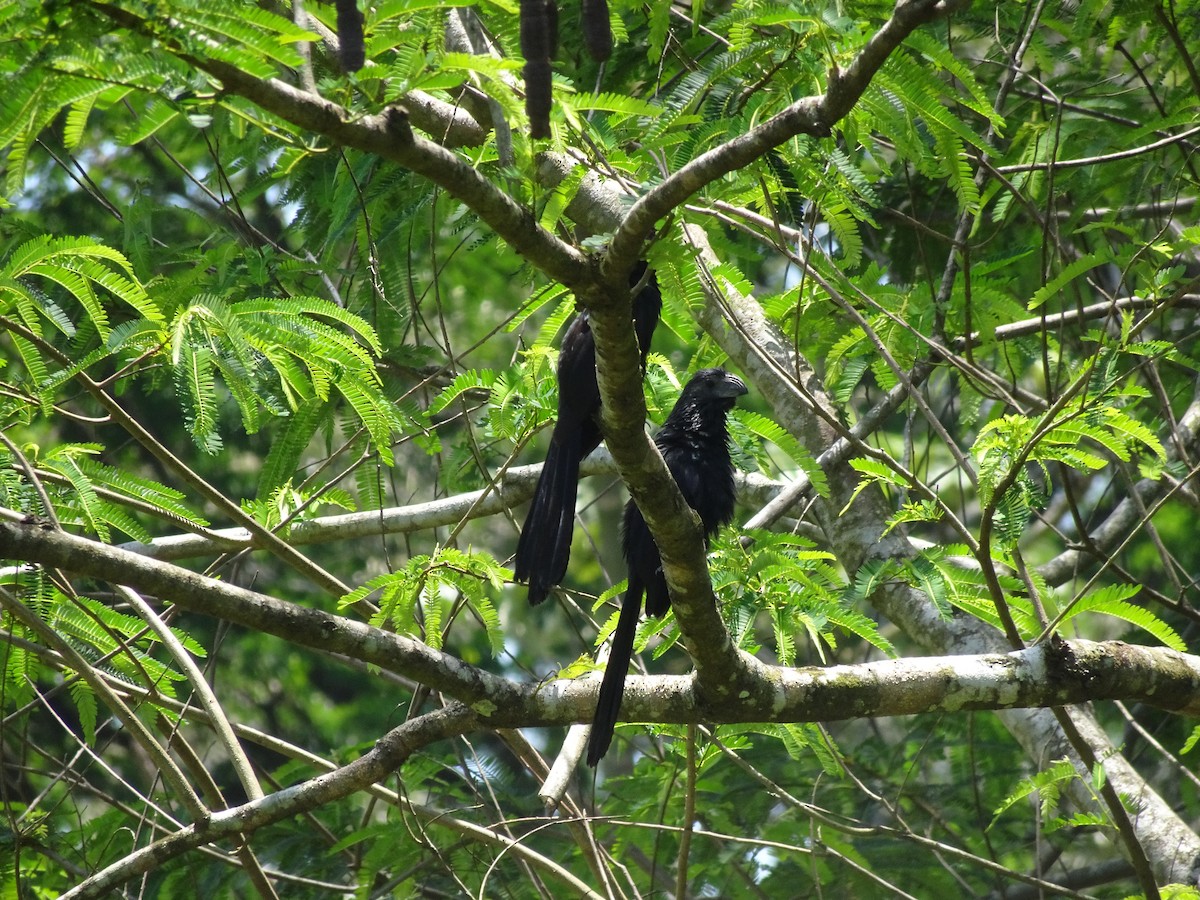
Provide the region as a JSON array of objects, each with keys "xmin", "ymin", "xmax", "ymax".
[
  {"xmin": 7, "ymin": 521, "xmax": 1200, "ymax": 727},
  {"xmin": 576, "ymin": 2, "xmax": 968, "ymax": 701},
  {"xmin": 583, "ymin": 282, "xmax": 762, "ymax": 702},
  {"xmin": 0, "ymin": 519, "xmax": 520, "ymax": 707},
  {"xmin": 558, "ymin": 13, "xmax": 982, "ymax": 697}
]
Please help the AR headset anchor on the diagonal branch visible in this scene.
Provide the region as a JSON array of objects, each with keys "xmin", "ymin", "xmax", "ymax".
[
  {"xmin": 606, "ymin": 0, "xmax": 967, "ymax": 266},
  {"xmin": 59, "ymin": 704, "xmax": 480, "ymax": 900},
  {"xmin": 583, "ymin": 284, "xmax": 763, "ymax": 702},
  {"xmin": 0, "ymin": 519, "xmax": 519, "ymax": 706},
  {"xmin": 83, "ymin": 0, "xmax": 587, "ymax": 289}
]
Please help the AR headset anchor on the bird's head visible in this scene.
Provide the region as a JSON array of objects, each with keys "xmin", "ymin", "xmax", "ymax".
[{"xmin": 681, "ymin": 368, "xmax": 748, "ymax": 408}]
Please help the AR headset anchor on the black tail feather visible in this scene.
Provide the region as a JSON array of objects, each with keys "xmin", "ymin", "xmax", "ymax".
[
  {"xmin": 587, "ymin": 583, "xmax": 642, "ymax": 766},
  {"xmin": 515, "ymin": 427, "xmax": 582, "ymax": 605}
]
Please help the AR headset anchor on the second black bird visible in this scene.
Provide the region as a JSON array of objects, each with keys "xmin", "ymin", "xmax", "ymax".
[{"xmin": 587, "ymin": 367, "xmax": 747, "ymax": 766}]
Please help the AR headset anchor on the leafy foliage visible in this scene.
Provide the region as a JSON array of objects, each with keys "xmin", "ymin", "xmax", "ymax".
[
  {"xmin": 714, "ymin": 530, "xmax": 893, "ymax": 663},
  {"xmin": 991, "ymin": 756, "xmax": 1113, "ymax": 834},
  {"xmin": 1, "ymin": 0, "xmax": 1198, "ymax": 896},
  {"xmin": 340, "ymin": 547, "xmax": 507, "ymax": 654}
]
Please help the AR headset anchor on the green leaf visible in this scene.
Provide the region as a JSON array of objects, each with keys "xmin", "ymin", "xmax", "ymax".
[
  {"xmin": 990, "ymin": 757, "xmax": 1078, "ymax": 828},
  {"xmin": 1059, "ymin": 585, "xmax": 1185, "ymax": 651},
  {"xmin": 1028, "ymin": 251, "xmax": 1113, "ymax": 310}
]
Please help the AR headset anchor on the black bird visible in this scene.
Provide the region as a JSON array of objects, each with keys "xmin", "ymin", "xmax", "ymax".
[
  {"xmin": 587, "ymin": 367, "xmax": 747, "ymax": 766},
  {"xmin": 514, "ymin": 264, "xmax": 661, "ymax": 606}
]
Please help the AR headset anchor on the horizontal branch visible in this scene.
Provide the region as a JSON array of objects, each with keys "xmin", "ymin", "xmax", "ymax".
[
  {"xmin": 5, "ymin": 520, "xmax": 1200, "ymax": 730},
  {"xmin": 994, "ymin": 125, "xmax": 1200, "ymax": 174},
  {"xmin": 559, "ymin": 638, "xmax": 1200, "ymax": 728},
  {"xmin": 951, "ymin": 295, "xmax": 1200, "ymax": 349},
  {"xmin": 113, "ymin": 459, "xmax": 783, "ymax": 562}
]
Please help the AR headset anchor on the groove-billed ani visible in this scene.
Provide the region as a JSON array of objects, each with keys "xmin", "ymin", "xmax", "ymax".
[
  {"xmin": 587, "ymin": 367, "xmax": 747, "ymax": 766},
  {"xmin": 514, "ymin": 264, "xmax": 661, "ymax": 606}
]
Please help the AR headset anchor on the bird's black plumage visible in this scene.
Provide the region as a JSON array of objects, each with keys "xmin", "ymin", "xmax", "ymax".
[
  {"xmin": 513, "ymin": 264, "xmax": 661, "ymax": 606},
  {"xmin": 587, "ymin": 367, "xmax": 747, "ymax": 766}
]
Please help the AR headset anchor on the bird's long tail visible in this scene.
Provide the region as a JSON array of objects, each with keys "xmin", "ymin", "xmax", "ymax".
[
  {"xmin": 514, "ymin": 427, "xmax": 582, "ymax": 606},
  {"xmin": 587, "ymin": 585, "xmax": 642, "ymax": 765}
]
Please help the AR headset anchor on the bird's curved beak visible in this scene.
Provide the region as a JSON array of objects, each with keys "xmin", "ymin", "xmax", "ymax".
[{"xmin": 717, "ymin": 374, "xmax": 748, "ymax": 399}]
